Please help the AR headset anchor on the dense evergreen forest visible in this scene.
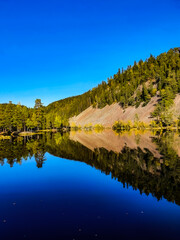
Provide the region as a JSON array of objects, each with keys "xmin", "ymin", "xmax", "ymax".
[
  {"xmin": 0, "ymin": 132, "xmax": 180, "ymax": 205},
  {"xmin": 0, "ymin": 99, "xmax": 46, "ymax": 132},
  {"xmin": 0, "ymin": 47, "xmax": 180, "ymax": 132}
]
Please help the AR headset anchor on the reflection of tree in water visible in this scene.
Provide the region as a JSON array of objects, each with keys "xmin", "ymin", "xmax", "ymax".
[
  {"xmin": 35, "ymin": 151, "xmax": 46, "ymax": 168},
  {"xmin": 0, "ymin": 131, "xmax": 180, "ymax": 205},
  {"xmin": 0, "ymin": 137, "xmax": 29, "ymax": 167},
  {"xmin": 26, "ymin": 137, "xmax": 46, "ymax": 168}
]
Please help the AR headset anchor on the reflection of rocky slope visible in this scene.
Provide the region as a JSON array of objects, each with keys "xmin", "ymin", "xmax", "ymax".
[
  {"xmin": 172, "ymin": 134, "xmax": 180, "ymax": 157},
  {"xmin": 70, "ymin": 130, "xmax": 161, "ymax": 158},
  {"xmin": 47, "ymin": 132, "xmax": 180, "ymax": 206}
]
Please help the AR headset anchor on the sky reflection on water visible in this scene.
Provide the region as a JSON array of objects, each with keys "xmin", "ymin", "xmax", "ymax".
[{"xmin": 0, "ymin": 131, "xmax": 180, "ymax": 240}]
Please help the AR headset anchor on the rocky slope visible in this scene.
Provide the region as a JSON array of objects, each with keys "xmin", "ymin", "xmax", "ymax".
[{"xmin": 69, "ymin": 94, "xmax": 180, "ymax": 127}]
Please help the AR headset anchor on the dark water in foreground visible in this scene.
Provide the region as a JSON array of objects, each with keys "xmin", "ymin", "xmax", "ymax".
[{"xmin": 0, "ymin": 130, "xmax": 180, "ymax": 240}]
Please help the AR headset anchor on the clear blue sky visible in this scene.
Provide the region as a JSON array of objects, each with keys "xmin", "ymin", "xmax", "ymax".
[{"xmin": 0, "ymin": 0, "xmax": 179, "ymax": 107}]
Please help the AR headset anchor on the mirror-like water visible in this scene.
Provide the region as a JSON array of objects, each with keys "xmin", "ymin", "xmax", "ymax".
[{"xmin": 0, "ymin": 130, "xmax": 180, "ymax": 240}]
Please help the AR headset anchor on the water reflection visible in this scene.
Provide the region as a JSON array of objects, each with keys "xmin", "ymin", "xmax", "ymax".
[
  {"xmin": 0, "ymin": 136, "xmax": 46, "ymax": 168},
  {"xmin": 0, "ymin": 130, "xmax": 180, "ymax": 205}
]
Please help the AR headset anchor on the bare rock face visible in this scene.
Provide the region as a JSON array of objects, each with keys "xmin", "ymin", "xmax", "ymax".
[
  {"xmin": 69, "ymin": 94, "xmax": 180, "ymax": 128},
  {"xmin": 70, "ymin": 96, "xmax": 159, "ymax": 127}
]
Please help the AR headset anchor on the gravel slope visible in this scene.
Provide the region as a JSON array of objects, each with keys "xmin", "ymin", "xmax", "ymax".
[{"xmin": 69, "ymin": 94, "xmax": 180, "ymax": 127}]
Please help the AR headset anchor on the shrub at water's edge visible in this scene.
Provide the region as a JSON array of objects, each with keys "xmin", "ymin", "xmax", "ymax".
[{"xmin": 113, "ymin": 118, "xmax": 180, "ymax": 131}]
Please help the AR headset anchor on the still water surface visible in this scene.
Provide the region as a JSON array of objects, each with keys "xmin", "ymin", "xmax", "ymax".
[{"xmin": 0, "ymin": 130, "xmax": 180, "ymax": 240}]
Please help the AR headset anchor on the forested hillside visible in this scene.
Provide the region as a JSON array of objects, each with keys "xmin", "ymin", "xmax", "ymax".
[
  {"xmin": 0, "ymin": 47, "xmax": 180, "ymax": 132},
  {"xmin": 46, "ymin": 47, "xmax": 180, "ymax": 127}
]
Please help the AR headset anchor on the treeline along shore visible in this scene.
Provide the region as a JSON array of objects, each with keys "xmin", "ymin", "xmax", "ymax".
[{"xmin": 1, "ymin": 47, "xmax": 180, "ymax": 135}]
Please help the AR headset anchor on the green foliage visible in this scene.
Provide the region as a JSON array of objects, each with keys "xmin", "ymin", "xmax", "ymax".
[
  {"xmin": 113, "ymin": 119, "xmax": 148, "ymax": 131},
  {"xmin": 54, "ymin": 115, "xmax": 62, "ymax": 128},
  {"xmin": 93, "ymin": 124, "xmax": 104, "ymax": 130},
  {"xmin": 0, "ymin": 102, "xmax": 30, "ymax": 132},
  {"xmin": 0, "ymin": 99, "xmax": 46, "ymax": 132}
]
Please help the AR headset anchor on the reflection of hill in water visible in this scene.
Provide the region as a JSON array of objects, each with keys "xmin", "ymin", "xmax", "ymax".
[
  {"xmin": 48, "ymin": 131, "xmax": 180, "ymax": 206},
  {"xmin": 0, "ymin": 131, "xmax": 180, "ymax": 205},
  {"xmin": 70, "ymin": 130, "xmax": 161, "ymax": 158}
]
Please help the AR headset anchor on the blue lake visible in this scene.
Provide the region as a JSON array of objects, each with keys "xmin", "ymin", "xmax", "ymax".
[{"xmin": 0, "ymin": 131, "xmax": 180, "ymax": 240}]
